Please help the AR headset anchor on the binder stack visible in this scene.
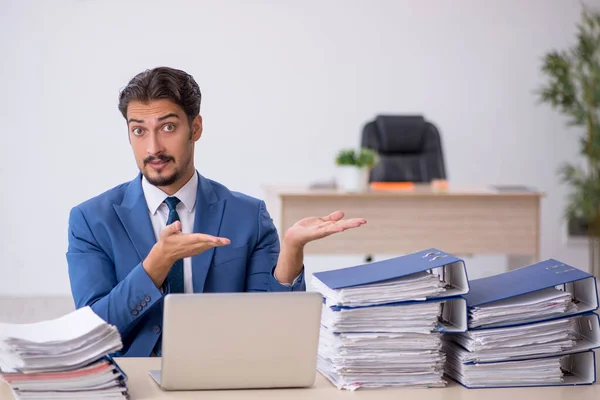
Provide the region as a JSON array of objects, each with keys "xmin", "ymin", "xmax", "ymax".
[
  {"xmin": 0, "ymin": 306, "xmax": 129, "ymax": 399},
  {"xmin": 442, "ymin": 259, "xmax": 600, "ymax": 388},
  {"xmin": 311, "ymin": 248, "xmax": 470, "ymax": 390}
]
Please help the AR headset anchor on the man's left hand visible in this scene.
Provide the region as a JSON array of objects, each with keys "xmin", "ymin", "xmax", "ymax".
[
  {"xmin": 274, "ymin": 210, "xmax": 366, "ymax": 285},
  {"xmin": 283, "ymin": 210, "xmax": 366, "ymax": 249}
]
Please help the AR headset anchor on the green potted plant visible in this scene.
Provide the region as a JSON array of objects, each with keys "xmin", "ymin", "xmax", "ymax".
[
  {"xmin": 537, "ymin": 8, "xmax": 600, "ymax": 276},
  {"xmin": 335, "ymin": 148, "xmax": 377, "ymax": 191}
]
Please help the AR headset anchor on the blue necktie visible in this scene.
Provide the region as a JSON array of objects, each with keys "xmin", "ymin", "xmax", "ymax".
[
  {"xmin": 164, "ymin": 196, "xmax": 184, "ymax": 294},
  {"xmin": 153, "ymin": 197, "xmax": 183, "ymax": 357}
]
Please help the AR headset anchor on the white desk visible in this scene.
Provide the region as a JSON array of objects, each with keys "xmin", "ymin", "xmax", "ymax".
[{"xmin": 2, "ymin": 357, "xmax": 598, "ymax": 400}]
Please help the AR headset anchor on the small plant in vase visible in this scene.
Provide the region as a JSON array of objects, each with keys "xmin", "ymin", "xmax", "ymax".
[{"xmin": 335, "ymin": 148, "xmax": 377, "ymax": 191}]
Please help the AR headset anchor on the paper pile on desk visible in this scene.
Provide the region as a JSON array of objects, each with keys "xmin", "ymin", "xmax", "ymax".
[
  {"xmin": 312, "ymin": 271, "xmax": 447, "ymax": 308},
  {"xmin": 444, "ymin": 354, "xmax": 566, "ymax": 387},
  {"xmin": 317, "ymin": 326, "xmax": 445, "ymax": 390},
  {"xmin": 443, "ymin": 314, "xmax": 599, "ymax": 388},
  {"xmin": 467, "ymin": 287, "xmax": 578, "ymax": 329},
  {"xmin": 445, "ymin": 317, "xmax": 585, "ymax": 363},
  {"xmin": 442, "ymin": 259, "xmax": 600, "ymax": 388},
  {"xmin": 320, "ymin": 301, "xmax": 442, "ymax": 334},
  {"xmin": 311, "ymin": 249, "xmax": 470, "ymax": 390},
  {"xmin": 0, "ymin": 306, "xmax": 129, "ymax": 399},
  {"xmin": 314, "ymin": 301, "xmax": 447, "ymax": 390},
  {"xmin": 311, "ymin": 262, "xmax": 457, "ymax": 389}
]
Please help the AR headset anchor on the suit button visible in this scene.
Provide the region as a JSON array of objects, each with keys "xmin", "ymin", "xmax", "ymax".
[
  {"xmin": 153, "ymin": 326, "xmax": 161, "ymax": 334},
  {"xmin": 132, "ymin": 309, "xmax": 138, "ymax": 316},
  {"xmin": 144, "ymin": 296, "xmax": 151, "ymax": 302},
  {"xmin": 141, "ymin": 300, "xmax": 147, "ymax": 307},
  {"xmin": 136, "ymin": 305, "xmax": 142, "ymax": 311}
]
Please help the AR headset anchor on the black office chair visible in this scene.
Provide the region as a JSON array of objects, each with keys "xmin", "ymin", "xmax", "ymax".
[
  {"xmin": 361, "ymin": 115, "xmax": 447, "ymax": 182},
  {"xmin": 360, "ymin": 115, "xmax": 447, "ymax": 263}
]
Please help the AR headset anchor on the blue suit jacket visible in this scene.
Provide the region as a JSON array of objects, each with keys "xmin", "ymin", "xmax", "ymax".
[{"xmin": 66, "ymin": 172, "xmax": 305, "ymax": 357}]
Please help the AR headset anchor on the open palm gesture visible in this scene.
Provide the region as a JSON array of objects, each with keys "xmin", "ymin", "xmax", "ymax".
[{"xmin": 284, "ymin": 210, "xmax": 366, "ymax": 248}]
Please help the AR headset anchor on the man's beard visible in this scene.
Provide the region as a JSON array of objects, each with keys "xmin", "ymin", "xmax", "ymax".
[
  {"xmin": 142, "ymin": 154, "xmax": 184, "ymax": 187},
  {"xmin": 145, "ymin": 169, "xmax": 181, "ymax": 187}
]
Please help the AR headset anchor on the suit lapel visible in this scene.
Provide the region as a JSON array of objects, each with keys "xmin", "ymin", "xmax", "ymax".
[
  {"xmin": 114, "ymin": 174, "xmax": 156, "ymax": 263},
  {"xmin": 114, "ymin": 174, "xmax": 163, "ymax": 355},
  {"xmin": 192, "ymin": 173, "xmax": 226, "ymax": 292}
]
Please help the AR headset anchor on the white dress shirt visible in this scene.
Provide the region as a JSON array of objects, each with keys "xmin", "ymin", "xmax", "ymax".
[
  {"xmin": 141, "ymin": 172, "xmax": 299, "ymax": 290},
  {"xmin": 142, "ymin": 172, "xmax": 198, "ymax": 293}
]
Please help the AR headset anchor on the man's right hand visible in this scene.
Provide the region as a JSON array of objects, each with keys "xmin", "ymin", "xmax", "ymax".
[{"xmin": 142, "ymin": 221, "xmax": 230, "ymax": 288}]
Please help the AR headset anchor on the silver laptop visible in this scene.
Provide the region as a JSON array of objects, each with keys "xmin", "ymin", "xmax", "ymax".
[{"xmin": 149, "ymin": 291, "xmax": 323, "ymax": 390}]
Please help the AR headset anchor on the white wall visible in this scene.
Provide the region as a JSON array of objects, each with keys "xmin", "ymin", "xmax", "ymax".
[{"xmin": 0, "ymin": 0, "xmax": 594, "ymax": 296}]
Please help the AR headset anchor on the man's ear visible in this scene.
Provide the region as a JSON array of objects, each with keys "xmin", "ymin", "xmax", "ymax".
[{"xmin": 191, "ymin": 115, "xmax": 203, "ymax": 142}]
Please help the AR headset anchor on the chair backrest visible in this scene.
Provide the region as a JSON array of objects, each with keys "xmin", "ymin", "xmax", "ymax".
[{"xmin": 361, "ymin": 115, "xmax": 447, "ymax": 182}]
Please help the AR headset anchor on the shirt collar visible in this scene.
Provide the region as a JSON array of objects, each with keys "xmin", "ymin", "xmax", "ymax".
[{"xmin": 141, "ymin": 171, "xmax": 198, "ymax": 215}]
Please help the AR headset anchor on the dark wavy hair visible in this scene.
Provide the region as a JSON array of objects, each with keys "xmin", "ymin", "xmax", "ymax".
[{"xmin": 118, "ymin": 67, "xmax": 201, "ymax": 124}]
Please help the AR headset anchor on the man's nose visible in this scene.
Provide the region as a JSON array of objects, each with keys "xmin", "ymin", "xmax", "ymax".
[{"xmin": 146, "ymin": 132, "xmax": 164, "ymax": 155}]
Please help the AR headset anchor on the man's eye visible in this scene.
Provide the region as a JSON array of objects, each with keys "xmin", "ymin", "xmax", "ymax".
[
  {"xmin": 163, "ymin": 124, "xmax": 175, "ymax": 132},
  {"xmin": 132, "ymin": 128, "xmax": 143, "ymax": 136}
]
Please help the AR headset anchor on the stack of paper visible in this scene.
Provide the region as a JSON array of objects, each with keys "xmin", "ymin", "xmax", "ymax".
[
  {"xmin": 444, "ymin": 315, "xmax": 600, "ymax": 363},
  {"xmin": 321, "ymin": 301, "xmax": 443, "ymax": 334},
  {"xmin": 311, "ymin": 248, "xmax": 469, "ymax": 390},
  {"xmin": 444, "ymin": 352, "xmax": 567, "ymax": 388},
  {"xmin": 317, "ymin": 327, "xmax": 446, "ymax": 389},
  {"xmin": 468, "ymin": 287, "xmax": 578, "ymax": 329},
  {"xmin": 442, "ymin": 259, "xmax": 600, "ymax": 388},
  {"xmin": 312, "ymin": 271, "xmax": 447, "ymax": 308},
  {"xmin": 0, "ymin": 307, "xmax": 129, "ymax": 399},
  {"xmin": 444, "ymin": 347, "xmax": 597, "ymax": 388}
]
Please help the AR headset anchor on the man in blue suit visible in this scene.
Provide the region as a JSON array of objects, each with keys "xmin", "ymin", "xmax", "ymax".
[{"xmin": 66, "ymin": 67, "xmax": 366, "ymax": 357}]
